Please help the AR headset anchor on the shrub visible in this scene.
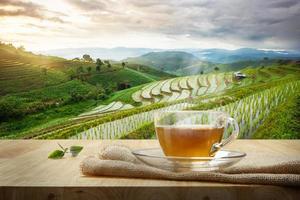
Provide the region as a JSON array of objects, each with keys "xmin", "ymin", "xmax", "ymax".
[{"xmin": 0, "ymin": 97, "xmax": 24, "ymax": 121}]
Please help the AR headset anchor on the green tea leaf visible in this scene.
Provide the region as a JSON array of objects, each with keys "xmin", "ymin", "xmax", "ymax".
[
  {"xmin": 48, "ymin": 150, "xmax": 65, "ymax": 159},
  {"xmin": 70, "ymin": 146, "xmax": 83, "ymax": 157}
]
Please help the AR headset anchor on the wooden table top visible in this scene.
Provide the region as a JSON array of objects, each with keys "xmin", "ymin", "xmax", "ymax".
[{"xmin": 0, "ymin": 140, "xmax": 299, "ymax": 200}]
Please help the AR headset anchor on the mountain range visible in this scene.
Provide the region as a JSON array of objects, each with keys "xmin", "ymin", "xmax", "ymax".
[
  {"xmin": 125, "ymin": 51, "xmax": 199, "ymax": 72},
  {"xmin": 40, "ymin": 47, "xmax": 159, "ymax": 61},
  {"xmin": 41, "ymin": 47, "xmax": 300, "ymax": 64},
  {"xmin": 125, "ymin": 50, "xmax": 300, "ymax": 75},
  {"xmin": 188, "ymin": 48, "xmax": 300, "ymax": 63}
]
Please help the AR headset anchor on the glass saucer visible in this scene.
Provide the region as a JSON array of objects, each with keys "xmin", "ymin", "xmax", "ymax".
[{"xmin": 132, "ymin": 148, "xmax": 246, "ymax": 172}]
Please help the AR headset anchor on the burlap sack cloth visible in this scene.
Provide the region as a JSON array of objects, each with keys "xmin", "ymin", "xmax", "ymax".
[{"xmin": 81, "ymin": 145, "xmax": 300, "ymax": 186}]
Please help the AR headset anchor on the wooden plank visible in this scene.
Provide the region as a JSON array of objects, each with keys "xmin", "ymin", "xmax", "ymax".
[
  {"xmin": 0, "ymin": 140, "xmax": 300, "ymax": 200},
  {"xmin": 2, "ymin": 186, "xmax": 300, "ymax": 200}
]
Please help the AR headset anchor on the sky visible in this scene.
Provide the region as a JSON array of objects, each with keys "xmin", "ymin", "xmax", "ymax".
[{"xmin": 0, "ymin": 0, "xmax": 299, "ymax": 51}]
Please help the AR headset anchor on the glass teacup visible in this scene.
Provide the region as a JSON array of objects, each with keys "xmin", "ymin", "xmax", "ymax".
[{"xmin": 154, "ymin": 111, "xmax": 239, "ymax": 157}]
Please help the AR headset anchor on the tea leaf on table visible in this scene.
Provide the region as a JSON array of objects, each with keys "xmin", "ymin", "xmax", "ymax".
[
  {"xmin": 48, "ymin": 150, "xmax": 65, "ymax": 159},
  {"xmin": 70, "ymin": 146, "xmax": 83, "ymax": 154}
]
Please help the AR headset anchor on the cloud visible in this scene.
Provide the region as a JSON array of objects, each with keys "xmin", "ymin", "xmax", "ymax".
[
  {"xmin": 26, "ymin": 23, "xmax": 47, "ymax": 29},
  {"xmin": 60, "ymin": 0, "xmax": 300, "ymax": 50},
  {"xmin": 123, "ymin": 0, "xmax": 300, "ymax": 50},
  {"xmin": 270, "ymin": 0, "xmax": 299, "ymax": 8},
  {"xmin": 0, "ymin": 0, "xmax": 65, "ymax": 23},
  {"xmin": 1, "ymin": 0, "xmax": 300, "ymax": 50},
  {"xmin": 0, "ymin": 8, "xmax": 42, "ymax": 18},
  {"xmin": 65, "ymin": 0, "xmax": 107, "ymax": 11}
]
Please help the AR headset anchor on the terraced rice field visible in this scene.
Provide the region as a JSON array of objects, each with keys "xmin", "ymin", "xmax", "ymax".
[
  {"xmin": 25, "ymin": 64, "xmax": 299, "ymax": 140},
  {"xmin": 71, "ymin": 80, "xmax": 299, "ymax": 140},
  {"xmin": 72, "ymin": 102, "xmax": 192, "ymax": 139},
  {"xmin": 131, "ymin": 72, "xmax": 233, "ymax": 105},
  {"xmin": 76, "ymin": 101, "xmax": 134, "ymax": 119},
  {"xmin": 215, "ymin": 80, "xmax": 300, "ymax": 138},
  {"xmin": 161, "ymin": 79, "xmax": 173, "ymax": 94},
  {"xmin": 68, "ymin": 73, "xmax": 236, "ymax": 139},
  {"xmin": 77, "ymin": 72, "xmax": 234, "ymax": 119}
]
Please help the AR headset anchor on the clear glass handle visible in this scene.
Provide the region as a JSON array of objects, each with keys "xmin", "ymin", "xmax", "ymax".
[{"xmin": 210, "ymin": 117, "xmax": 239, "ymax": 155}]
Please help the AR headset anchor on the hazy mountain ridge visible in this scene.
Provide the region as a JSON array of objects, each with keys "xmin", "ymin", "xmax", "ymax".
[
  {"xmin": 41, "ymin": 47, "xmax": 300, "ymax": 63},
  {"xmin": 40, "ymin": 47, "xmax": 162, "ymax": 61},
  {"xmin": 189, "ymin": 48, "xmax": 300, "ymax": 63},
  {"xmin": 125, "ymin": 51, "xmax": 200, "ymax": 73},
  {"xmin": 40, "ymin": 47, "xmax": 300, "ymax": 76},
  {"xmin": 125, "ymin": 50, "xmax": 300, "ymax": 76}
]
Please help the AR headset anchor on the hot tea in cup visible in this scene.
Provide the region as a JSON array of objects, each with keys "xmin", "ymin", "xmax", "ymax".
[{"xmin": 154, "ymin": 111, "xmax": 239, "ymax": 157}]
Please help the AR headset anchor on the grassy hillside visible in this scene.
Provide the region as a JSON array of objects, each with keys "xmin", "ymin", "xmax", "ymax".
[
  {"xmin": 87, "ymin": 67, "xmax": 170, "ymax": 88},
  {"xmin": 0, "ymin": 45, "xmax": 68, "ymax": 95},
  {"xmin": 176, "ymin": 61, "xmax": 222, "ymax": 75},
  {"xmin": 0, "ymin": 44, "xmax": 173, "ymax": 94},
  {"xmin": 0, "ymin": 43, "xmax": 174, "ymax": 137}
]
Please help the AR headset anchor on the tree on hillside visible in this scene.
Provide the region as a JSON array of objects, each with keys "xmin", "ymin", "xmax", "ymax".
[
  {"xmin": 82, "ymin": 54, "xmax": 93, "ymax": 62},
  {"xmin": 88, "ymin": 84, "xmax": 106, "ymax": 100},
  {"xmin": 96, "ymin": 65, "xmax": 100, "ymax": 72},
  {"xmin": 76, "ymin": 66, "xmax": 86, "ymax": 81},
  {"xmin": 18, "ymin": 45, "xmax": 25, "ymax": 52},
  {"xmin": 200, "ymin": 71, "xmax": 204, "ymax": 75},
  {"xmin": 121, "ymin": 62, "xmax": 126, "ymax": 68},
  {"xmin": 87, "ymin": 66, "xmax": 92, "ymax": 73},
  {"xmin": 69, "ymin": 69, "xmax": 76, "ymax": 80},
  {"xmin": 69, "ymin": 89, "xmax": 85, "ymax": 102},
  {"xmin": 96, "ymin": 58, "xmax": 103, "ymax": 72},
  {"xmin": 214, "ymin": 67, "xmax": 219, "ymax": 71},
  {"xmin": 77, "ymin": 66, "xmax": 84, "ymax": 73},
  {"xmin": 104, "ymin": 60, "xmax": 111, "ymax": 68},
  {"xmin": 8, "ymin": 43, "xmax": 15, "ymax": 49}
]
